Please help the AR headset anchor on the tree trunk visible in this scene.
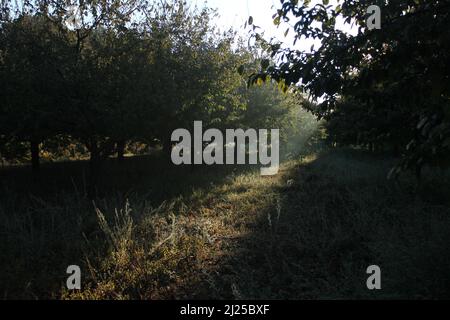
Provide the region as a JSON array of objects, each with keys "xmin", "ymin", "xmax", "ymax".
[
  {"xmin": 117, "ymin": 140, "xmax": 125, "ymax": 161},
  {"xmin": 87, "ymin": 142, "xmax": 101, "ymax": 199},
  {"xmin": 162, "ymin": 138, "xmax": 173, "ymax": 160},
  {"xmin": 30, "ymin": 139, "xmax": 40, "ymax": 173}
]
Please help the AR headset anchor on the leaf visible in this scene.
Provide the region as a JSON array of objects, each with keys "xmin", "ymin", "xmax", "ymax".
[
  {"xmin": 417, "ymin": 117, "xmax": 428, "ymax": 129},
  {"xmin": 237, "ymin": 65, "xmax": 245, "ymax": 75},
  {"xmin": 261, "ymin": 59, "xmax": 270, "ymax": 70},
  {"xmin": 248, "ymin": 16, "xmax": 253, "ymax": 26},
  {"xmin": 273, "ymin": 16, "xmax": 281, "ymax": 26}
]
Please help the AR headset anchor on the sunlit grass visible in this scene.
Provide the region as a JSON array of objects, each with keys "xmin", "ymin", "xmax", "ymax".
[{"xmin": 2, "ymin": 148, "xmax": 450, "ymax": 299}]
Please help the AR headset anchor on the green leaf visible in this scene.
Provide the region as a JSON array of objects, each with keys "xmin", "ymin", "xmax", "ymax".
[
  {"xmin": 273, "ymin": 16, "xmax": 281, "ymax": 26},
  {"xmin": 237, "ymin": 65, "xmax": 245, "ymax": 75}
]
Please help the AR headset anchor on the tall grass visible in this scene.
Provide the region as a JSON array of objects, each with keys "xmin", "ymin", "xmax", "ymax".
[{"xmin": 1, "ymin": 148, "xmax": 450, "ymax": 299}]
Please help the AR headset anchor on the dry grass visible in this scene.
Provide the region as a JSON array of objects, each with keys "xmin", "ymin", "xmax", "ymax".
[{"xmin": 2, "ymin": 148, "xmax": 450, "ymax": 299}]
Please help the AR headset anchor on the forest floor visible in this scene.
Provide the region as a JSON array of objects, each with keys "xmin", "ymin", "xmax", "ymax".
[{"xmin": 1, "ymin": 147, "xmax": 450, "ymax": 299}]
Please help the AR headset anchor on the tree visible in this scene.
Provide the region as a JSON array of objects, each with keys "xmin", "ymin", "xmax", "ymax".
[
  {"xmin": 0, "ymin": 0, "xmax": 308, "ymax": 197},
  {"xmin": 139, "ymin": 1, "xmax": 247, "ymax": 155},
  {"xmin": 0, "ymin": 13, "xmax": 69, "ymax": 172},
  {"xmin": 250, "ymin": 0, "xmax": 450, "ymax": 176},
  {"xmin": 1, "ymin": 0, "xmax": 144, "ymax": 185}
]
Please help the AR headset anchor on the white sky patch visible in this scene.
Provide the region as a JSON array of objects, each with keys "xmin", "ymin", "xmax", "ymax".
[{"xmin": 188, "ymin": 0, "xmax": 358, "ymax": 53}]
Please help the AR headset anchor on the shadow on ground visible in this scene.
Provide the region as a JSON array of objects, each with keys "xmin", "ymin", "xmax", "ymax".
[
  {"xmin": 190, "ymin": 149, "xmax": 450, "ymax": 299},
  {"xmin": 0, "ymin": 153, "xmax": 257, "ymax": 299},
  {"xmin": 2, "ymin": 149, "xmax": 450, "ymax": 299}
]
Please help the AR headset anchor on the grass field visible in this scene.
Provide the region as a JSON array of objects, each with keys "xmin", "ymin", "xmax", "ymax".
[{"xmin": 1, "ymin": 147, "xmax": 450, "ymax": 299}]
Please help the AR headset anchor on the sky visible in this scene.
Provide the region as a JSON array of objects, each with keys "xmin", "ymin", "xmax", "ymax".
[
  {"xmin": 187, "ymin": 0, "xmax": 358, "ymax": 52},
  {"xmin": 189, "ymin": 0, "xmax": 303, "ymax": 49},
  {"xmin": 192, "ymin": 0, "xmax": 282, "ymax": 36}
]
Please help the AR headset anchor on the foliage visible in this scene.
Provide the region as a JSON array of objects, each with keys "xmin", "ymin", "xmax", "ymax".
[
  {"xmin": 0, "ymin": 0, "xmax": 300, "ymax": 191},
  {"xmin": 249, "ymin": 0, "xmax": 450, "ymax": 175}
]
